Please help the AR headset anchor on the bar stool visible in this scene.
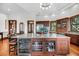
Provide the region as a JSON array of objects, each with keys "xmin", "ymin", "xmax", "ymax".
[{"xmin": 9, "ymin": 37, "xmax": 17, "ymax": 56}]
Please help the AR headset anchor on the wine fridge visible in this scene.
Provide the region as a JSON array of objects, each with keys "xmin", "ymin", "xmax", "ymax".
[{"xmin": 17, "ymin": 38, "xmax": 31, "ymax": 56}]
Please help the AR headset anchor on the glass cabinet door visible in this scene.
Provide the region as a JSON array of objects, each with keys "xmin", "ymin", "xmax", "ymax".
[
  {"xmin": 76, "ymin": 16, "xmax": 79, "ymax": 24},
  {"xmin": 45, "ymin": 41, "xmax": 55, "ymax": 52},
  {"xmin": 50, "ymin": 21, "xmax": 56, "ymax": 32},
  {"xmin": 71, "ymin": 16, "xmax": 79, "ymax": 32},
  {"xmin": 71, "ymin": 25, "xmax": 77, "ymax": 32},
  {"xmin": 32, "ymin": 41, "xmax": 43, "ymax": 52},
  {"xmin": 8, "ymin": 20, "xmax": 17, "ymax": 35},
  {"xmin": 27, "ymin": 21, "xmax": 34, "ymax": 33},
  {"xmin": 19, "ymin": 22, "xmax": 24, "ymax": 34}
]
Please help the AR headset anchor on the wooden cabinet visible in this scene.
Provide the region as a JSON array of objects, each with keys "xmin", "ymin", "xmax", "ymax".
[
  {"xmin": 36, "ymin": 21, "xmax": 49, "ymax": 26},
  {"xmin": 50, "ymin": 21, "xmax": 56, "ymax": 33},
  {"xmin": 10, "ymin": 37, "xmax": 70, "ymax": 56},
  {"xmin": 66, "ymin": 33, "xmax": 79, "ymax": 45},
  {"xmin": 68, "ymin": 15, "xmax": 79, "ymax": 45},
  {"xmin": 36, "ymin": 21, "xmax": 49, "ymax": 34},
  {"xmin": 56, "ymin": 38, "xmax": 70, "ymax": 55},
  {"xmin": 70, "ymin": 15, "xmax": 79, "ymax": 32},
  {"xmin": 56, "ymin": 18, "xmax": 69, "ymax": 33},
  {"xmin": 8, "ymin": 20, "xmax": 17, "ymax": 35},
  {"xmin": 19, "ymin": 22, "xmax": 24, "ymax": 34},
  {"xmin": 71, "ymin": 35, "xmax": 78, "ymax": 44},
  {"xmin": 31, "ymin": 38, "xmax": 44, "ymax": 56},
  {"xmin": 31, "ymin": 38, "xmax": 70, "ymax": 56},
  {"xmin": 31, "ymin": 38, "xmax": 56, "ymax": 56},
  {"xmin": 44, "ymin": 38, "xmax": 56, "ymax": 56},
  {"xmin": 27, "ymin": 20, "xmax": 34, "ymax": 33}
]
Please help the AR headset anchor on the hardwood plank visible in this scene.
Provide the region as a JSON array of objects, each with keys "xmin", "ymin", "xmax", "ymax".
[
  {"xmin": 0, "ymin": 39, "xmax": 9, "ymax": 56},
  {"xmin": 68, "ymin": 44, "xmax": 79, "ymax": 56}
]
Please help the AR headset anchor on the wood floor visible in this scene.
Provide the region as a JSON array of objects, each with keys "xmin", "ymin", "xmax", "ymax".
[
  {"xmin": 68, "ymin": 44, "xmax": 79, "ymax": 56},
  {"xmin": 0, "ymin": 39, "xmax": 9, "ymax": 56},
  {"xmin": 0, "ymin": 39, "xmax": 79, "ymax": 56}
]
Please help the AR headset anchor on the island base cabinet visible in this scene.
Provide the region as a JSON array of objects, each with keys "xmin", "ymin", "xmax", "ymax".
[{"xmin": 56, "ymin": 38, "xmax": 70, "ymax": 55}]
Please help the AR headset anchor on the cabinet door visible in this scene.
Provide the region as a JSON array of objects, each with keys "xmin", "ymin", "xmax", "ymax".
[
  {"xmin": 17, "ymin": 39, "xmax": 31, "ymax": 56},
  {"xmin": 9, "ymin": 20, "xmax": 17, "ymax": 35},
  {"xmin": 72, "ymin": 35, "xmax": 79, "ymax": 45},
  {"xmin": 44, "ymin": 38, "xmax": 56, "ymax": 56},
  {"xmin": 19, "ymin": 22, "xmax": 24, "ymax": 34},
  {"xmin": 56, "ymin": 38, "xmax": 70, "ymax": 55},
  {"xmin": 77, "ymin": 38, "xmax": 79, "ymax": 45},
  {"xmin": 31, "ymin": 38, "xmax": 44, "ymax": 56},
  {"xmin": 27, "ymin": 21, "xmax": 34, "ymax": 33},
  {"xmin": 71, "ymin": 36, "xmax": 77, "ymax": 44}
]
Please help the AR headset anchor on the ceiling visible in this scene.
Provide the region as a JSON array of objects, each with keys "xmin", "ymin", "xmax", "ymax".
[{"xmin": 0, "ymin": 3, "xmax": 79, "ymax": 20}]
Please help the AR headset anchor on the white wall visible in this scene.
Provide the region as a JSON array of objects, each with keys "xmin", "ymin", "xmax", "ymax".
[
  {"xmin": 7, "ymin": 14, "xmax": 28, "ymax": 34},
  {"xmin": 0, "ymin": 13, "xmax": 7, "ymax": 32},
  {"xmin": 0, "ymin": 13, "xmax": 29, "ymax": 35}
]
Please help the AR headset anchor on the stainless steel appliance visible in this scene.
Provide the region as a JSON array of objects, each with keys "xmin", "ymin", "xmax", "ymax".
[{"xmin": 17, "ymin": 38, "xmax": 31, "ymax": 56}]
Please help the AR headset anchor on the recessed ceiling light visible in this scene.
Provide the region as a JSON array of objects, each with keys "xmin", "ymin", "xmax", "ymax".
[
  {"xmin": 44, "ymin": 15, "xmax": 48, "ymax": 18},
  {"xmin": 52, "ymin": 14, "xmax": 55, "ymax": 17},
  {"xmin": 62, "ymin": 11, "xmax": 65, "ymax": 14},
  {"xmin": 8, "ymin": 8, "xmax": 11, "ymax": 11}
]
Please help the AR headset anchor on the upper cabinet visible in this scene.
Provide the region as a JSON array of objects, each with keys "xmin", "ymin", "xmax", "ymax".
[
  {"xmin": 50, "ymin": 21, "xmax": 56, "ymax": 33},
  {"xmin": 70, "ymin": 15, "xmax": 79, "ymax": 32},
  {"xmin": 8, "ymin": 20, "xmax": 17, "ymax": 35},
  {"xmin": 36, "ymin": 21, "xmax": 49, "ymax": 34},
  {"xmin": 19, "ymin": 22, "xmax": 24, "ymax": 34},
  {"xmin": 56, "ymin": 18, "xmax": 69, "ymax": 33},
  {"xmin": 27, "ymin": 20, "xmax": 34, "ymax": 33}
]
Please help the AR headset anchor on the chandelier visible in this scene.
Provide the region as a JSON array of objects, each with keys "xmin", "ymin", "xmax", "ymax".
[{"xmin": 40, "ymin": 3, "xmax": 52, "ymax": 10}]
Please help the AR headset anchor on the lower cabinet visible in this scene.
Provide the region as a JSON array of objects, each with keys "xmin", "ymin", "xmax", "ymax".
[
  {"xmin": 56, "ymin": 38, "xmax": 70, "ymax": 55},
  {"xmin": 31, "ymin": 38, "xmax": 44, "ymax": 56},
  {"xmin": 44, "ymin": 39, "xmax": 56, "ymax": 56},
  {"xmin": 66, "ymin": 33, "xmax": 79, "ymax": 45},
  {"xmin": 14, "ymin": 38, "xmax": 70, "ymax": 56},
  {"xmin": 31, "ymin": 38, "xmax": 56, "ymax": 56}
]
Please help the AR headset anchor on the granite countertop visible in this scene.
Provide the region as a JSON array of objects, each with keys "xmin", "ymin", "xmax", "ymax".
[
  {"xmin": 65, "ymin": 32, "xmax": 79, "ymax": 35},
  {"xmin": 11, "ymin": 33, "xmax": 70, "ymax": 38}
]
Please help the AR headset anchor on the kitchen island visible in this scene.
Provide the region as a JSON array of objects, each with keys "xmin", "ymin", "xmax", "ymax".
[{"xmin": 10, "ymin": 33, "xmax": 70, "ymax": 56}]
